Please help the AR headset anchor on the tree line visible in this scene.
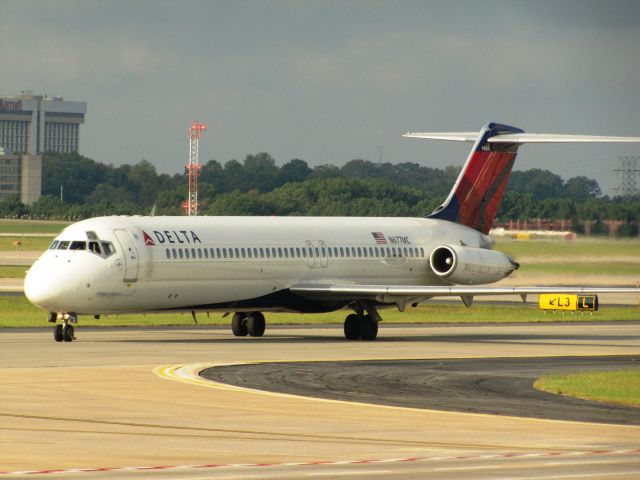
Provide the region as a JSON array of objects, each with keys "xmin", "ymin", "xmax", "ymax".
[{"xmin": 0, "ymin": 151, "xmax": 638, "ymax": 236}]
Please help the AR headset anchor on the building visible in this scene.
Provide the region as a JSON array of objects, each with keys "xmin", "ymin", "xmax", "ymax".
[{"xmin": 0, "ymin": 92, "xmax": 87, "ymax": 205}]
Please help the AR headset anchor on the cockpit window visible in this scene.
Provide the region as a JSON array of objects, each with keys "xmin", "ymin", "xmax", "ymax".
[
  {"xmin": 69, "ymin": 241, "xmax": 87, "ymax": 250},
  {"xmin": 57, "ymin": 241, "xmax": 70, "ymax": 250},
  {"xmin": 101, "ymin": 241, "xmax": 115, "ymax": 258},
  {"xmin": 88, "ymin": 241, "xmax": 102, "ymax": 255},
  {"xmin": 49, "ymin": 240, "xmax": 59, "ymax": 250}
]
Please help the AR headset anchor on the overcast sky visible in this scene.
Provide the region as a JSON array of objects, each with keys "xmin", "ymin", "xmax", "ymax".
[{"xmin": 2, "ymin": 0, "xmax": 639, "ymax": 194}]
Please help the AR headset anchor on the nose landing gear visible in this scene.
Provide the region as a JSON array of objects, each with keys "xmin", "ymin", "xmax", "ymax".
[{"xmin": 50, "ymin": 312, "xmax": 77, "ymax": 342}]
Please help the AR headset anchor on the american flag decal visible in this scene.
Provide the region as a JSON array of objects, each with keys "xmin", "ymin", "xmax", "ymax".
[{"xmin": 371, "ymin": 232, "xmax": 387, "ymax": 244}]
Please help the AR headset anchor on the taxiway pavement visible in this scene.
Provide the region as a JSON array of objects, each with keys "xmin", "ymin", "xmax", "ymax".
[{"xmin": 1, "ymin": 323, "xmax": 639, "ymax": 479}]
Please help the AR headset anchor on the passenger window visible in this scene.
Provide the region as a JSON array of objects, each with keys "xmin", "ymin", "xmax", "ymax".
[
  {"xmin": 296, "ymin": 247, "xmax": 301, "ymax": 257},
  {"xmin": 204, "ymin": 248, "xmax": 209, "ymax": 259},
  {"xmin": 185, "ymin": 249, "xmax": 190, "ymax": 259},
  {"xmin": 278, "ymin": 247, "xmax": 283, "ymax": 257},
  {"xmin": 172, "ymin": 248, "xmax": 177, "ymax": 258},
  {"xmin": 315, "ymin": 247, "xmax": 320, "ymax": 257},
  {"xmin": 179, "ymin": 249, "xmax": 184, "ymax": 259},
  {"xmin": 301, "ymin": 248, "xmax": 306, "ymax": 258},
  {"xmin": 165, "ymin": 249, "xmax": 171, "ymax": 259},
  {"xmin": 321, "ymin": 247, "xmax": 326, "ymax": 257},
  {"xmin": 247, "ymin": 248, "xmax": 252, "ymax": 258},
  {"xmin": 253, "ymin": 248, "xmax": 258, "ymax": 258},
  {"xmin": 229, "ymin": 249, "xmax": 234, "ymax": 259},
  {"xmin": 420, "ymin": 247, "xmax": 425, "ymax": 257},
  {"xmin": 271, "ymin": 248, "xmax": 277, "ymax": 258},
  {"xmin": 357, "ymin": 247, "xmax": 362, "ymax": 257},
  {"xmin": 339, "ymin": 247, "xmax": 344, "ymax": 257},
  {"xmin": 266, "ymin": 248, "xmax": 270, "ymax": 258},
  {"xmin": 363, "ymin": 248, "xmax": 368, "ymax": 258},
  {"xmin": 235, "ymin": 248, "xmax": 240, "ymax": 258},
  {"xmin": 346, "ymin": 248, "xmax": 350, "ymax": 258},
  {"xmin": 210, "ymin": 248, "xmax": 215, "ymax": 258},
  {"xmin": 191, "ymin": 248, "xmax": 196, "ymax": 258},
  {"xmin": 241, "ymin": 248, "xmax": 246, "ymax": 258}
]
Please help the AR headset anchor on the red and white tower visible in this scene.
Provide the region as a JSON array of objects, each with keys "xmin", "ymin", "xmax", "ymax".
[{"xmin": 183, "ymin": 121, "xmax": 207, "ymax": 216}]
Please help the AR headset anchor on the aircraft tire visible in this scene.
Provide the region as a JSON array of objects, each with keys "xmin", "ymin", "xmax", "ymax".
[
  {"xmin": 247, "ymin": 312, "xmax": 266, "ymax": 337},
  {"xmin": 231, "ymin": 313, "xmax": 248, "ymax": 337},
  {"xmin": 360, "ymin": 315, "xmax": 378, "ymax": 341},
  {"xmin": 63, "ymin": 324, "xmax": 74, "ymax": 342},
  {"xmin": 344, "ymin": 314, "xmax": 361, "ymax": 340},
  {"xmin": 54, "ymin": 324, "xmax": 64, "ymax": 342}
]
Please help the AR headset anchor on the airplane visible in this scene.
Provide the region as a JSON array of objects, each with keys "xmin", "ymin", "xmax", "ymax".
[{"xmin": 24, "ymin": 122, "xmax": 640, "ymax": 342}]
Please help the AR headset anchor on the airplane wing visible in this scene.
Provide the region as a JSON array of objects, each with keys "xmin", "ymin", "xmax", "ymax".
[{"xmin": 290, "ymin": 284, "xmax": 640, "ymax": 301}]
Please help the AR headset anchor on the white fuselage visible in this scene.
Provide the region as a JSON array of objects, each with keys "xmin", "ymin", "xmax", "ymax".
[{"xmin": 24, "ymin": 215, "xmax": 491, "ymax": 315}]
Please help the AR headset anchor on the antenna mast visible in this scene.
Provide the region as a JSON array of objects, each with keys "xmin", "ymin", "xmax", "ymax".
[{"xmin": 183, "ymin": 121, "xmax": 208, "ymax": 216}]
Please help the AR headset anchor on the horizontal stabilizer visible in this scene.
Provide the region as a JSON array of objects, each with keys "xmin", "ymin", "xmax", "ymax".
[{"xmin": 404, "ymin": 132, "xmax": 640, "ymax": 143}]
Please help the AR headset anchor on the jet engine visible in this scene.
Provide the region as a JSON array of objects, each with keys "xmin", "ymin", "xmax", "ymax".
[{"xmin": 429, "ymin": 244, "xmax": 518, "ymax": 285}]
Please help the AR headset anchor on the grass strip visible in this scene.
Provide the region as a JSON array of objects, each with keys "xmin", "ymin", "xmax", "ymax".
[
  {"xmin": 0, "ymin": 237, "xmax": 53, "ymax": 252},
  {"xmin": 534, "ymin": 370, "xmax": 640, "ymax": 409},
  {"xmin": 495, "ymin": 239, "xmax": 640, "ymax": 258},
  {"xmin": 0, "ymin": 266, "xmax": 28, "ymax": 278},
  {"xmin": 1, "ymin": 296, "xmax": 638, "ymax": 328},
  {"xmin": 0, "ymin": 220, "xmax": 69, "ymax": 234},
  {"xmin": 519, "ymin": 262, "xmax": 640, "ymax": 276}
]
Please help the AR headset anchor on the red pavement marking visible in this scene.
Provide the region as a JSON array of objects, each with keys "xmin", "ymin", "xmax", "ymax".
[{"xmin": 2, "ymin": 448, "xmax": 638, "ymax": 476}]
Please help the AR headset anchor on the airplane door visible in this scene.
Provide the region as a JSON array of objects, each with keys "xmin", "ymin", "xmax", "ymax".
[
  {"xmin": 304, "ymin": 240, "xmax": 328, "ymax": 269},
  {"xmin": 114, "ymin": 229, "xmax": 139, "ymax": 283}
]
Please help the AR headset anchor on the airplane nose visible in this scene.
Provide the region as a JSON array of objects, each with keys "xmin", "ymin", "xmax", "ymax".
[{"xmin": 24, "ymin": 261, "xmax": 70, "ymax": 310}]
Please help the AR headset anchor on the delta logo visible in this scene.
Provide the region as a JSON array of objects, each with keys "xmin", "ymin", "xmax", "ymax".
[
  {"xmin": 143, "ymin": 231, "xmax": 156, "ymax": 246},
  {"xmin": 142, "ymin": 230, "xmax": 203, "ymax": 246}
]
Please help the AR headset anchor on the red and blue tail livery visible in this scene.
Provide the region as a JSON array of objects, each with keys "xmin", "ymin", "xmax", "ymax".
[
  {"xmin": 427, "ymin": 123, "xmax": 523, "ymax": 234},
  {"xmin": 405, "ymin": 122, "xmax": 640, "ymax": 234}
]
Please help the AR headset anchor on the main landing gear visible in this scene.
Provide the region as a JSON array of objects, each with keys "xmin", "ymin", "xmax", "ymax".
[
  {"xmin": 49, "ymin": 312, "xmax": 77, "ymax": 342},
  {"xmin": 231, "ymin": 312, "xmax": 266, "ymax": 337},
  {"xmin": 343, "ymin": 301, "xmax": 381, "ymax": 341}
]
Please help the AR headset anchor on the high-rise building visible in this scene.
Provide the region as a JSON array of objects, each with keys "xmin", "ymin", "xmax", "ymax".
[{"xmin": 0, "ymin": 92, "xmax": 87, "ymax": 205}]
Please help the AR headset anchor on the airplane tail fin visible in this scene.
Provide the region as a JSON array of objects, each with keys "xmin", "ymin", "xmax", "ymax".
[{"xmin": 404, "ymin": 123, "xmax": 640, "ymax": 235}]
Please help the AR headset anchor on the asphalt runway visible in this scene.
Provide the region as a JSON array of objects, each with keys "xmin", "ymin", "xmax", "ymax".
[
  {"xmin": 202, "ymin": 356, "xmax": 640, "ymax": 425},
  {"xmin": 1, "ymin": 323, "xmax": 640, "ymax": 479}
]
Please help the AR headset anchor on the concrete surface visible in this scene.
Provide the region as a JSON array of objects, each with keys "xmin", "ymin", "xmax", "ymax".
[{"xmin": 0, "ymin": 323, "xmax": 639, "ymax": 478}]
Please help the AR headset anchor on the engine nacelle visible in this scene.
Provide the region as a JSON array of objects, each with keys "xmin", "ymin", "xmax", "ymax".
[{"xmin": 429, "ymin": 244, "xmax": 517, "ymax": 285}]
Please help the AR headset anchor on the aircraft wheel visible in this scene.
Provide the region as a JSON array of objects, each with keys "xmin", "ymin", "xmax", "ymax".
[
  {"xmin": 54, "ymin": 324, "xmax": 64, "ymax": 342},
  {"xmin": 360, "ymin": 315, "xmax": 378, "ymax": 341},
  {"xmin": 63, "ymin": 324, "xmax": 74, "ymax": 342},
  {"xmin": 344, "ymin": 314, "xmax": 361, "ymax": 340},
  {"xmin": 246, "ymin": 312, "xmax": 266, "ymax": 337},
  {"xmin": 231, "ymin": 313, "xmax": 248, "ymax": 337}
]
